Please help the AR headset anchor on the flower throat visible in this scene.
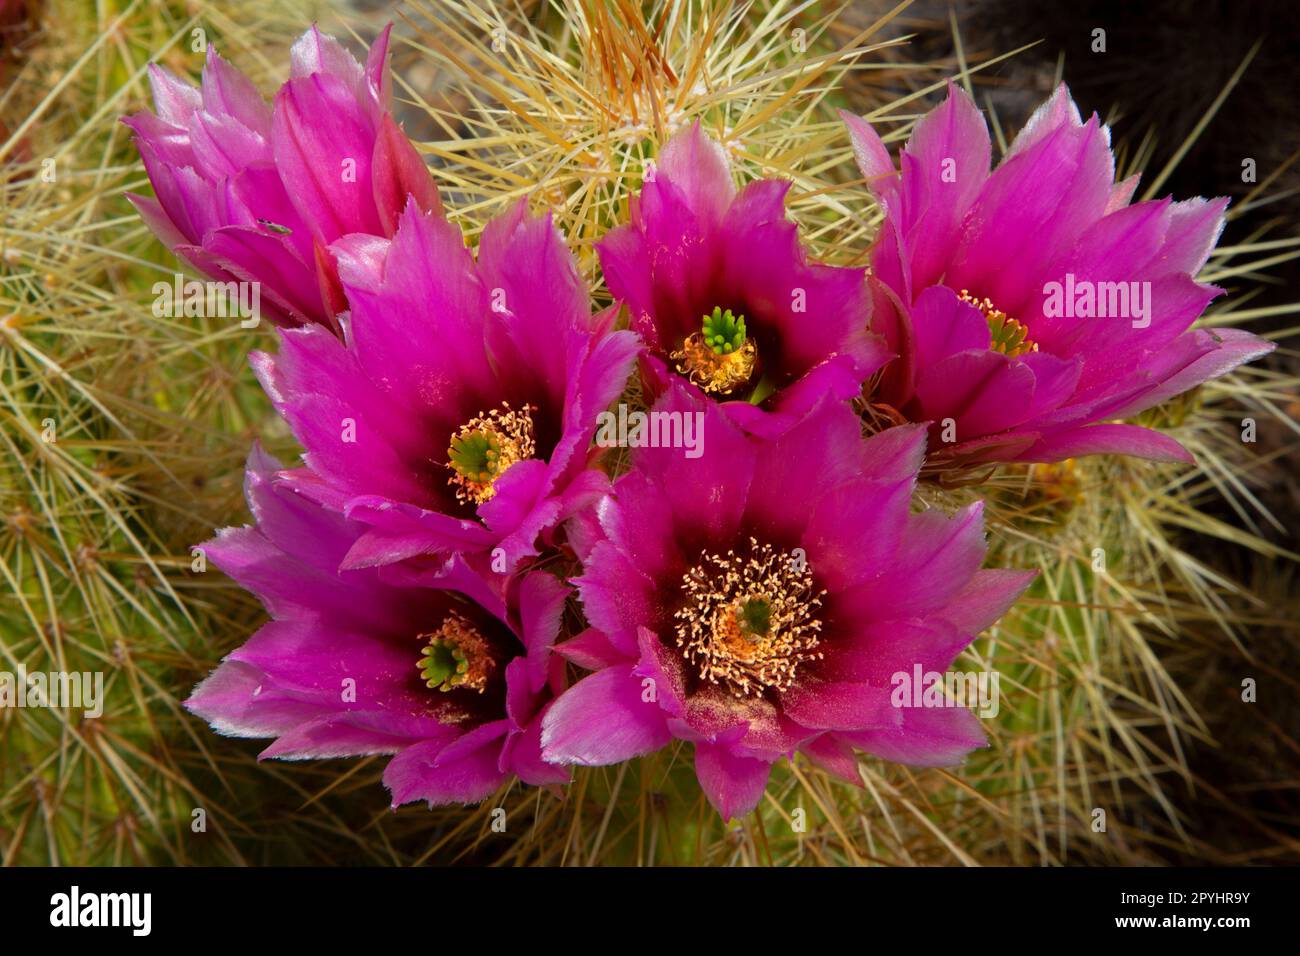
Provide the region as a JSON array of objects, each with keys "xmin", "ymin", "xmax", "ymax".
[
  {"xmin": 674, "ymin": 538, "xmax": 825, "ymax": 698},
  {"xmin": 446, "ymin": 402, "xmax": 536, "ymax": 505},
  {"xmin": 959, "ymin": 290, "xmax": 1038, "ymax": 358},
  {"xmin": 418, "ymin": 613, "xmax": 497, "ymax": 693},
  {"xmin": 672, "ymin": 306, "xmax": 758, "ymax": 395}
]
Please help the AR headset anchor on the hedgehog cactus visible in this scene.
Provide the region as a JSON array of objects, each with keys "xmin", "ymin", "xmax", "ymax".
[{"xmin": 1, "ymin": 0, "xmax": 1295, "ymax": 868}]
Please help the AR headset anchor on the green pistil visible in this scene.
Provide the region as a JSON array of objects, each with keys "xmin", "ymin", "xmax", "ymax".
[
  {"xmin": 448, "ymin": 430, "xmax": 502, "ymax": 483},
  {"xmin": 420, "ymin": 638, "xmax": 469, "ymax": 691},
  {"xmin": 960, "ymin": 290, "xmax": 1037, "ymax": 358},
  {"xmin": 701, "ymin": 306, "xmax": 747, "ymax": 355},
  {"xmin": 738, "ymin": 598, "xmax": 772, "ymax": 638},
  {"xmin": 987, "ymin": 312, "xmax": 1033, "ymax": 356}
]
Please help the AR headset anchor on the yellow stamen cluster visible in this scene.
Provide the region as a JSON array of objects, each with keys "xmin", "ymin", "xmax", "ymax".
[
  {"xmin": 446, "ymin": 403, "xmax": 536, "ymax": 505},
  {"xmin": 418, "ymin": 613, "xmax": 497, "ymax": 694},
  {"xmin": 671, "ymin": 308, "xmax": 758, "ymax": 396},
  {"xmin": 959, "ymin": 290, "xmax": 1039, "ymax": 358},
  {"xmin": 674, "ymin": 538, "xmax": 825, "ymax": 698}
]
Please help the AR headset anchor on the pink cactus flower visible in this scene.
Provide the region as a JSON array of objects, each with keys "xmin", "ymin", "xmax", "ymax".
[
  {"xmin": 842, "ymin": 83, "xmax": 1273, "ymax": 466},
  {"xmin": 186, "ymin": 446, "xmax": 570, "ymax": 806},
  {"xmin": 542, "ymin": 381, "xmax": 1033, "ymax": 820},
  {"xmin": 598, "ymin": 122, "xmax": 890, "ymax": 438},
  {"xmin": 124, "ymin": 25, "xmax": 440, "ymax": 330}
]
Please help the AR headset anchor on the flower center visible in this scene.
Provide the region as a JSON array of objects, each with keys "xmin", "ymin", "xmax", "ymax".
[
  {"xmin": 674, "ymin": 537, "xmax": 825, "ymax": 698},
  {"xmin": 959, "ymin": 290, "xmax": 1038, "ymax": 358},
  {"xmin": 418, "ymin": 613, "xmax": 497, "ymax": 693},
  {"xmin": 670, "ymin": 306, "xmax": 757, "ymax": 395},
  {"xmin": 446, "ymin": 402, "xmax": 536, "ymax": 505}
]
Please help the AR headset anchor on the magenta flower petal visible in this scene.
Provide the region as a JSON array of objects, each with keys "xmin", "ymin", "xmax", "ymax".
[
  {"xmin": 818, "ymin": 619, "xmax": 973, "ymax": 686},
  {"xmin": 656, "ymin": 119, "xmax": 735, "ymax": 229},
  {"xmin": 1019, "ymin": 422, "xmax": 1195, "ymax": 464},
  {"xmin": 844, "ymin": 82, "xmax": 992, "ymax": 295},
  {"xmin": 745, "ymin": 391, "xmax": 884, "ymax": 543},
  {"xmin": 518, "ymin": 571, "xmax": 569, "ymax": 694},
  {"xmin": 1107, "ymin": 327, "xmax": 1273, "ymax": 420},
  {"xmin": 186, "ymin": 655, "xmax": 320, "ymax": 739},
  {"xmin": 146, "ymin": 60, "xmax": 203, "ymax": 124},
  {"xmin": 272, "ymin": 72, "xmax": 385, "ymax": 240},
  {"xmin": 200, "ymin": 44, "xmax": 271, "ymax": 129},
  {"xmin": 372, "ymin": 112, "xmax": 444, "ymax": 233},
  {"xmin": 802, "ymin": 476, "xmax": 914, "ymax": 591},
  {"xmin": 382, "ymin": 727, "xmax": 510, "ymax": 807},
  {"xmin": 781, "ymin": 681, "xmax": 897, "ymax": 732},
  {"xmin": 913, "ymin": 350, "xmax": 1035, "ymax": 441},
  {"xmin": 540, "ymin": 665, "xmax": 672, "ymax": 765},
  {"xmin": 621, "ymin": 376, "xmax": 757, "ymax": 541},
  {"xmin": 290, "ymin": 24, "xmax": 370, "ymax": 83},
  {"xmin": 695, "ymin": 740, "xmax": 772, "ymax": 821},
  {"xmin": 259, "ymin": 712, "xmax": 446, "ymax": 760},
  {"xmin": 946, "ymin": 115, "xmax": 1115, "ymax": 319},
  {"xmin": 1002, "ymin": 83, "xmax": 1081, "ymax": 160},
  {"xmin": 835, "ymin": 503, "xmax": 990, "ymax": 622},
  {"xmin": 801, "ymin": 735, "xmax": 862, "ymax": 785},
  {"xmin": 940, "ymin": 569, "xmax": 1040, "ymax": 635},
  {"xmin": 910, "ymin": 284, "xmax": 991, "ymax": 373},
  {"xmin": 554, "ymin": 628, "xmax": 630, "ymax": 671},
  {"xmin": 843, "ymin": 705, "xmax": 988, "ymax": 767},
  {"xmin": 126, "ymin": 193, "xmax": 188, "ymax": 248},
  {"xmin": 335, "ymin": 503, "xmax": 498, "ymax": 570},
  {"xmin": 503, "ymin": 701, "xmax": 570, "ymax": 787},
  {"xmin": 203, "ymin": 226, "xmax": 325, "ymax": 321},
  {"xmin": 1160, "ymin": 197, "xmax": 1230, "ymax": 275}
]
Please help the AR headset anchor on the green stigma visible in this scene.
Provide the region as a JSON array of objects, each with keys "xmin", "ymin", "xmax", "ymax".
[
  {"xmin": 672, "ymin": 309, "xmax": 758, "ymax": 394},
  {"xmin": 418, "ymin": 613, "xmax": 495, "ymax": 693},
  {"xmin": 446, "ymin": 404, "xmax": 537, "ymax": 505},
  {"xmin": 701, "ymin": 306, "xmax": 747, "ymax": 355},
  {"xmin": 419, "ymin": 639, "xmax": 469, "ymax": 691},
  {"xmin": 448, "ymin": 429, "xmax": 502, "ymax": 484},
  {"xmin": 738, "ymin": 598, "xmax": 771, "ymax": 638},
  {"xmin": 986, "ymin": 311, "xmax": 1036, "ymax": 357},
  {"xmin": 959, "ymin": 290, "xmax": 1038, "ymax": 359}
]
